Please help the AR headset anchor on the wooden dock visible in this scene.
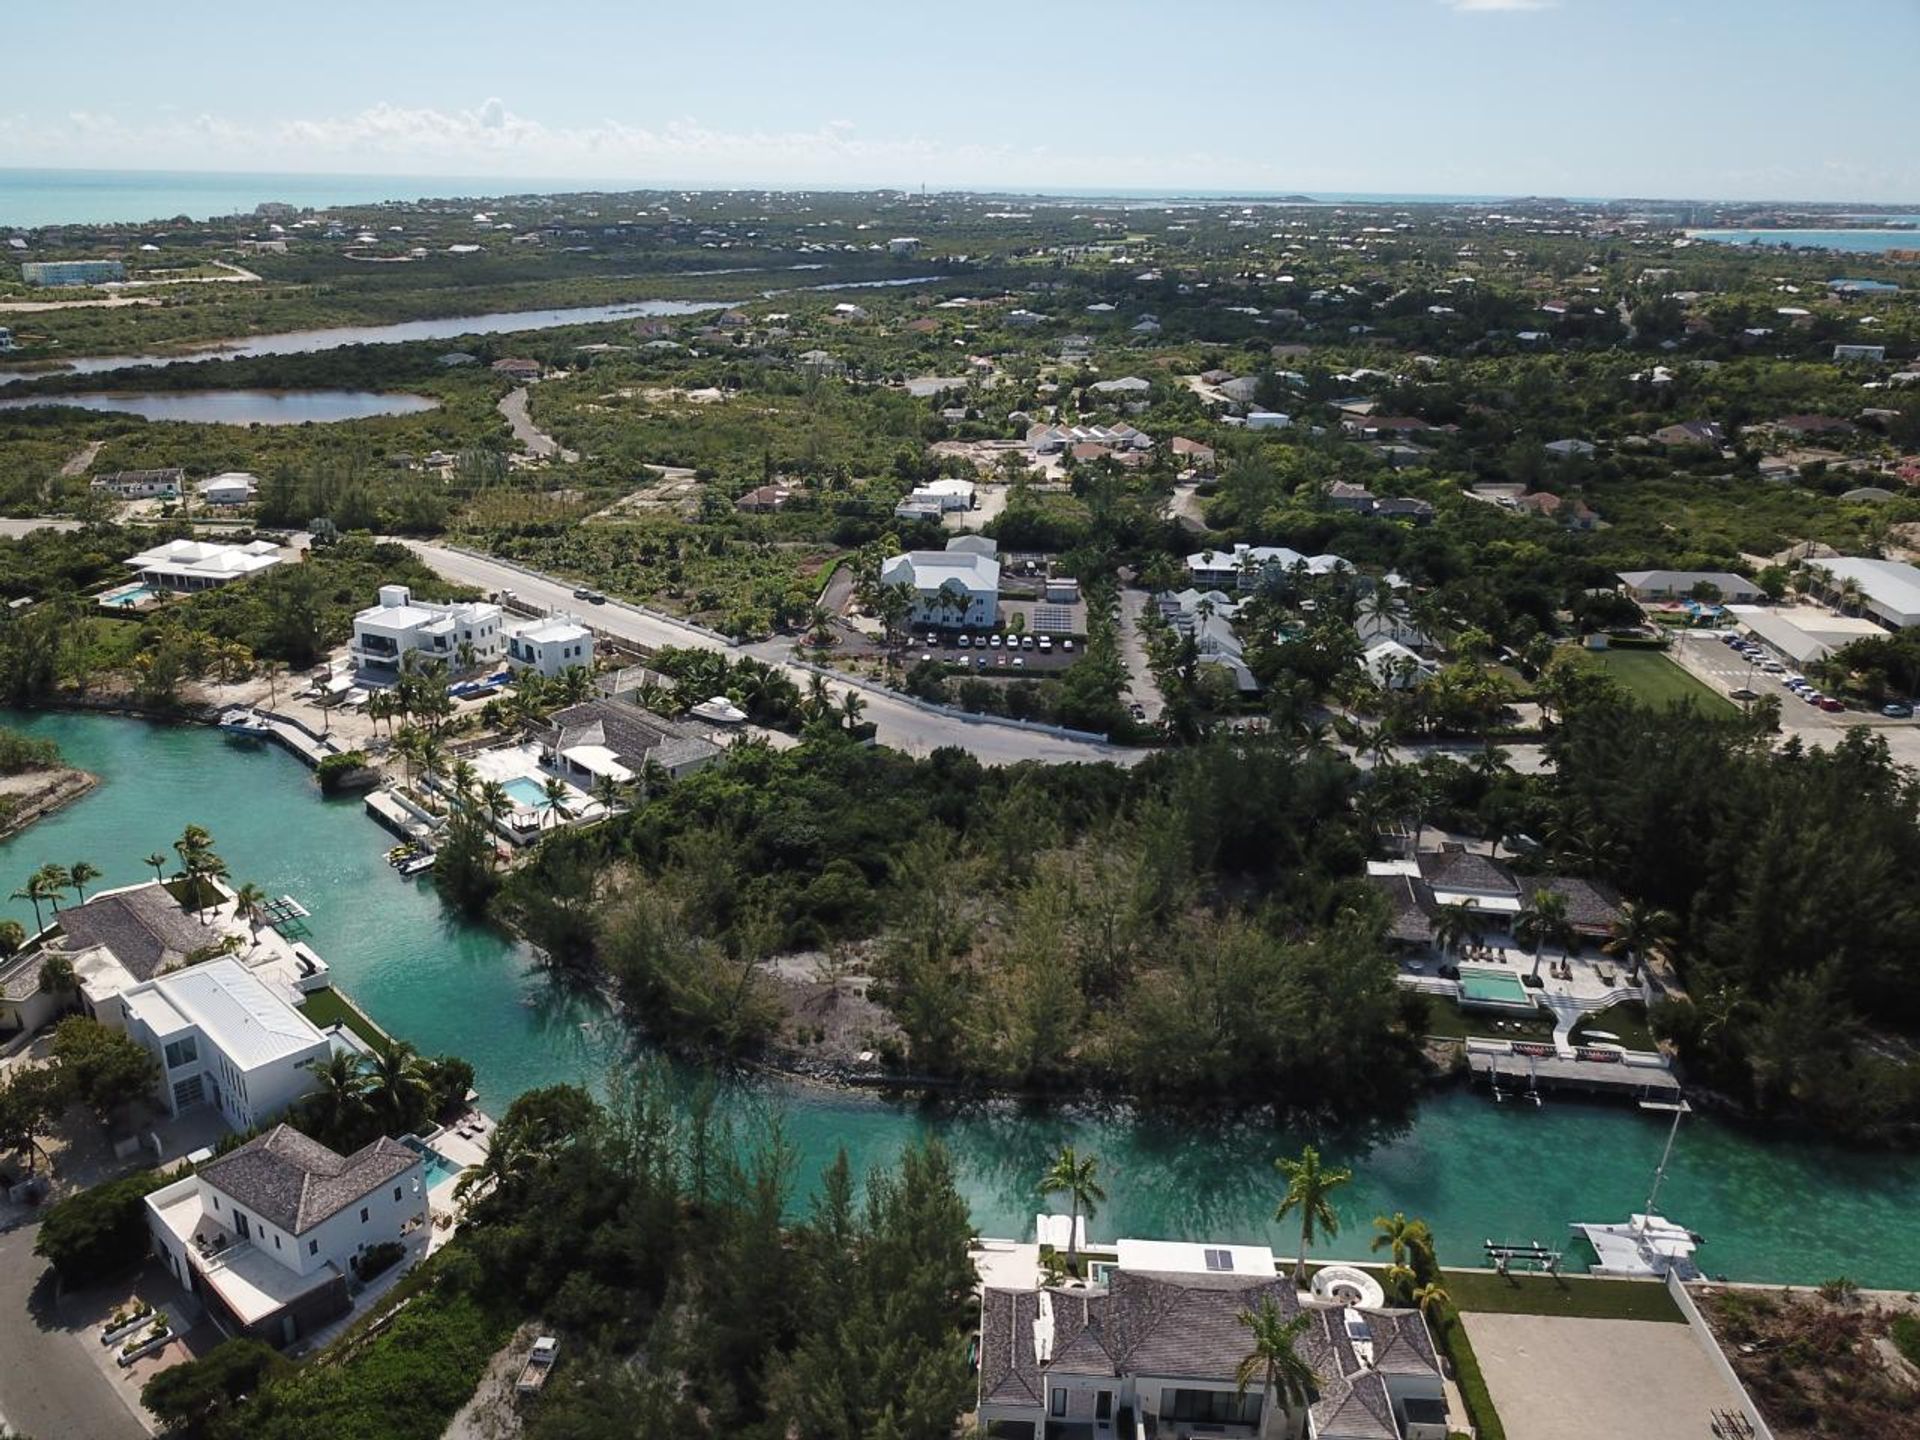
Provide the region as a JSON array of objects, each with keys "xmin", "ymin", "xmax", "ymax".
[{"xmin": 1469, "ymin": 1049, "xmax": 1682, "ymax": 1104}]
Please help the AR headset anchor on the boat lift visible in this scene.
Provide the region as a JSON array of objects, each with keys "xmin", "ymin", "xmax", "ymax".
[
  {"xmin": 1482, "ymin": 1239, "xmax": 1564, "ymax": 1277},
  {"xmin": 257, "ymin": 894, "xmax": 311, "ymax": 936}
]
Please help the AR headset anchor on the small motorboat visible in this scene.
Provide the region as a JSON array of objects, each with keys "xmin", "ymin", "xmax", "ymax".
[
  {"xmin": 397, "ymin": 851, "xmax": 436, "ymax": 878},
  {"xmin": 218, "ymin": 709, "xmax": 275, "ymax": 739}
]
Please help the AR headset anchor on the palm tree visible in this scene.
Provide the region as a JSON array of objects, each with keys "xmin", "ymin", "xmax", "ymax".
[
  {"xmin": 33, "ymin": 864, "xmax": 70, "ymax": 915},
  {"xmin": 67, "ymin": 861, "xmax": 102, "ymax": 904},
  {"xmin": 1235, "ymin": 1299, "xmax": 1318, "ymax": 1436},
  {"xmin": 232, "ymin": 882, "xmax": 268, "ymax": 938},
  {"xmin": 303, "ymin": 1051, "xmax": 372, "ymax": 1138},
  {"xmin": 13, "ymin": 872, "xmax": 58, "ymax": 934},
  {"xmin": 448, "ymin": 759, "xmax": 478, "ymax": 809},
  {"xmin": 144, "ymin": 851, "xmax": 170, "ymax": 886},
  {"xmin": 479, "ymin": 780, "xmax": 512, "ymax": 841},
  {"xmin": 590, "ymin": 772, "xmax": 628, "ymax": 815},
  {"xmin": 540, "ymin": 776, "xmax": 573, "ymax": 830},
  {"xmin": 1274, "ymin": 1144, "xmax": 1351, "ymax": 1287},
  {"xmin": 838, "ymin": 690, "xmax": 867, "ymax": 733},
  {"xmin": 1430, "ymin": 902, "xmax": 1483, "ymax": 966},
  {"xmin": 367, "ymin": 1041, "xmax": 431, "ymax": 1128},
  {"xmin": 1514, "ymin": 887, "xmax": 1575, "ymax": 982},
  {"xmin": 1411, "ymin": 1280, "xmax": 1452, "ymax": 1323},
  {"xmin": 1036, "ymin": 1144, "xmax": 1106, "ymax": 1274},
  {"xmin": 1604, "ymin": 900, "xmax": 1676, "ymax": 985}
]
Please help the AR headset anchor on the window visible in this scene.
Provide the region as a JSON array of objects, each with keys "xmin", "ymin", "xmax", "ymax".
[
  {"xmin": 1049, "ymin": 1389, "xmax": 1067, "ymax": 1419},
  {"xmin": 360, "ymin": 1207, "xmax": 370, "ymax": 1224},
  {"xmin": 309, "ymin": 1239, "xmax": 318, "ymax": 1256},
  {"xmin": 274, "ymin": 1235, "xmax": 281, "ymax": 1250},
  {"xmin": 163, "ymin": 1036, "xmax": 198, "ymax": 1068},
  {"xmin": 1160, "ymin": 1389, "xmax": 1262, "ymax": 1427},
  {"xmin": 1203, "ymin": 1247, "xmax": 1234, "ymax": 1272},
  {"xmin": 1096, "ymin": 1392, "xmax": 1112, "ymax": 1421}
]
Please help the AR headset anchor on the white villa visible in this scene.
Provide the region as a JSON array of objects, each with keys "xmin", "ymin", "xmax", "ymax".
[
  {"xmin": 91, "ymin": 468, "xmax": 184, "ymax": 500},
  {"xmin": 506, "ymin": 615, "xmax": 595, "ymax": 678},
  {"xmin": 1360, "ymin": 638, "xmax": 1434, "ymax": 690},
  {"xmin": 1158, "ymin": 589, "xmax": 1257, "ymax": 693},
  {"xmin": 882, "ymin": 541, "xmax": 1001, "ymax": 628},
  {"xmin": 1027, "ymin": 423, "xmax": 1153, "ymax": 455},
  {"xmin": 1186, "ymin": 544, "xmax": 1350, "ymax": 592},
  {"xmin": 120, "ymin": 957, "xmax": 332, "ymax": 1131},
  {"xmin": 146, "ymin": 1125, "xmax": 425, "ymax": 1346},
  {"xmin": 351, "ymin": 585, "xmax": 505, "ymax": 679},
  {"xmin": 196, "ymin": 472, "xmax": 260, "ymax": 506},
  {"xmin": 977, "ymin": 1237, "xmax": 1448, "ymax": 1440},
  {"xmin": 124, "ymin": 539, "xmax": 283, "ymax": 593}
]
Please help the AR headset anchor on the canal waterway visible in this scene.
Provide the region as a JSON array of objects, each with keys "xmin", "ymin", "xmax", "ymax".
[
  {"xmin": 0, "ymin": 389, "xmax": 441, "ymax": 425},
  {"xmin": 5, "ymin": 709, "xmax": 1917, "ymax": 1287}
]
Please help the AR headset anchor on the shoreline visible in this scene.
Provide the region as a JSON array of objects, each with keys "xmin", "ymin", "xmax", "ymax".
[{"xmin": 0, "ymin": 765, "xmax": 98, "ymax": 844}]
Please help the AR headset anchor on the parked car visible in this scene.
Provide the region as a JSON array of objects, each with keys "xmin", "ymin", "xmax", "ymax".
[
  {"xmin": 1729, "ymin": 687, "xmax": 1759, "ymax": 701},
  {"xmin": 1038, "ymin": 636, "xmax": 1053, "ymax": 651},
  {"xmin": 1063, "ymin": 639, "xmax": 1075, "ymax": 652},
  {"xmin": 572, "ymin": 587, "xmax": 594, "ymax": 600},
  {"xmin": 585, "ymin": 591, "xmax": 606, "ymax": 604},
  {"xmin": 990, "ymin": 635, "xmax": 1002, "ymax": 647},
  {"xmin": 1882, "ymin": 701, "xmax": 1914, "ymax": 718},
  {"xmin": 1020, "ymin": 635, "xmax": 1034, "ymax": 650},
  {"xmin": 1012, "ymin": 656, "xmax": 1024, "ymax": 667},
  {"xmin": 957, "ymin": 635, "xmax": 971, "ymax": 648},
  {"xmin": 1818, "ymin": 697, "xmax": 1846, "ymax": 713}
]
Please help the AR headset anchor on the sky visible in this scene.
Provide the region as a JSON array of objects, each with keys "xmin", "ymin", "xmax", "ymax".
[{"xmin": 6, "ymin": 0, "xmax": 1918, "ymax": 203}]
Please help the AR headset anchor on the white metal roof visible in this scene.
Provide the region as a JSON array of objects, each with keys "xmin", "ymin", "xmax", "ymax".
[
  {"xmin": 1807, "ymin": 557, "xmax": 1920, "ymax": 626},
  {"xmin": 141, "ymin": 957, "xmax": 326, "ymax": 1070}
]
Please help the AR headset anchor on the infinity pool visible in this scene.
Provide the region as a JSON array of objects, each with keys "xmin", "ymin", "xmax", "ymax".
[
  {"xmin": 502, "ymin": 775, "xmax": 553, "ymax": 809},
  {"xmin": 1459, "ymin": 966, "xmax": 1533, "ymax": 1006}
]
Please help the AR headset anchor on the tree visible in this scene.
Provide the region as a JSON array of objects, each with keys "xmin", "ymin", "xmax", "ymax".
[
  {"xmin": 1430, "ymin": 903, "xmax": 1483, "ymax": 965},
  {"xmin": 367, "ymin": 1041, "xmax": 431, "ymax": 1129},
  {"xmin": 34, "ymin": 1170, "xmax": 172, "ymax": 1284},
  {"xmin": 1605, "ymin": 900, "xmax": 1676, "ymax": 984},
  {"xmin": 144, "ymin": 851, "xmax": 169, "ymax": 886},
  {"xmin": 302, "ymin": 1051, "xmax": 372, "ymax": 1141},
  {"xmin": 0, "ymin": 918, "xmax": 22, "ymax": 959},
  {"xmin": 1514, "ymin": 886, "xmax": 1574, "ymax": 982},
  {"xmin": 36, "ymin": 953, "xmax": 77, "ymax": 1012},
  {"xmin": 232, "ymin": 883, "xmax": 268, "ymax": 938},
  {"xmin": 540, "ymin": 775, "xmax": 573, "ymax": 830},
  {"xmin": 51, "ymin": 1017, "xmax": 160, "ymax": 1121},
  {"xmin": 0, "ymin": 1063, "xmax": 68, "ymax": 1174},
  {"xmin": 1235, "ymin": 1298, "xmax": 1317, "ymax": 1436},
  {"xmin": 33, "ymin": 863, "xmax": 70, "ymax": 916},
  {"xmin": 1273, "ymin": 1144, "xmax": 1350, "ymax": 1287},
  {"xmin": 1036, "ymin": 1143, "xmax": 1106, "ymax": 1274},
  {"xmin": 837, "ymin": 690, "xmax": 867, "ymax": 734},
  {"xmin": 67, "ymin": 860, "xmax": 102, "ymax": 904},
  {"xmin": 12, "ymin": 870, "xmax": 59, "ymax": 933},
  {"xmin": 141, "ymin": 1337, "xmax": 286, "ymax": 1436}
]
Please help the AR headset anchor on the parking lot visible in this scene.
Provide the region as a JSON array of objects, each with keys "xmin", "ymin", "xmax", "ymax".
[
  {"xmin": 909, "ymin": 630, "xmax": 1079, "ymax": 676},
  {"xmin": 1673, "ymin": 631, "xmax": 1882, "ymax": 729}
]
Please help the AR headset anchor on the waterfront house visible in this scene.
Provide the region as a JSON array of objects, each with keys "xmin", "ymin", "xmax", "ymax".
[
  {"xmin": 539, "ymin": 698, "xmax": 722, "ymax": 785},
  {"xmin": 977, "ymin": 1238, "xmax": 1447, "ymax": 1440},
  {"xmin": 124, "ymin": 538, "xmax": 283, "ymax": 592},
  {"xmin": 351, "ymin": 585, "xmax": 505, "ymax": 679},
  {"xmin": 91, "ymin": 467, "xmax": 184, "ymax": 500},
  {"xmin": 119, "ymin": 956, "xmax": 332, "ymax": 1131},
  {"xmin": 881, "ymin": 543, "xmax": 1002, "ymax": 628},
  {"xmin": 1186, "ymin": 544, "xmax": 1350, "ymax": 592},
  {"xmin": 145, "ymin": 1126, "xmax": 425, "ymax": 1346},
  {"xmin": 506, "ymin": 615, "xmax": 595, "ymax": 678}
]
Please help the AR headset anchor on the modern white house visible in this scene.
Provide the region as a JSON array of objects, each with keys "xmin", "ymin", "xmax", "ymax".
[
  {"xmin": 901, "ymin": 478, "xmax": 977, "ymax": 512},
  {"xmin": 145, "ymin": 1125, "xmax": 425, "ymax": 1345},
  {"xmin": 506, "ymin": 615, "xmax": 594, "ymax": 678},
  {"xmin": 351, "ymin": 585, "xmax": 505, "ymax": 679},
  {"xmin": 124, "ymin": 539, "xmax": 282, "ymax": 592},
  {"xmin": 118, "ymin": 957, "xmax": 332, "ymax": 1132},
  {"xmin": 91, "ymin": 468, "xmax": 184, "ymax": 499},
  {"xmin": 881, "ymin": 543, "xmax": 1001, "ymax": 627},
  {"xmin": 977, "ymin": 1238, "xmax": 1448, "ymax": 1440},
  {"xmin": 1159, "ymin": 589, "xmax": 1258, "ymax": 693},
  {"xmin": 1186, "ymin": 544, "xmax": 1350, "ymax": 592},
  {"xmin": 196, "ymin": 472, "xmax": 260, "ymax": 506}
]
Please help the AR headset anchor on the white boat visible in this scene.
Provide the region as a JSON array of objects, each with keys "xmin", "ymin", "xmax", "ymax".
[
  {"xmin": 218, "ymin": 710, "xmax": 275, "ymax": 738},
  {"xmin": 1572, "ymin": 1103, "xmax": 1702, "ymax": 1279},
  {"xmin": 397, "ymin": 852, "xmax": 436, "ymax": 877}
]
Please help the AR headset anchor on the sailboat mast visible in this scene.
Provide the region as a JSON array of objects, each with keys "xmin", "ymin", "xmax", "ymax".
[{"xmin": 1640, "ymin": 1104, "xmax": 1684, "ymax": 1221}]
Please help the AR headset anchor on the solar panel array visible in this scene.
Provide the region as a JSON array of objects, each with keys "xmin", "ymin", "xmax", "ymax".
[{"xmin": 1032, "ymin": 605, "xmax": 1075, "ymax": 634}]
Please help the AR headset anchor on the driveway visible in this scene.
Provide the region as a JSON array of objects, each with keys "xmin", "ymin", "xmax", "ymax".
[
  {"xmin": 0, "ymin": 1223, "xmax": 151, "ymax": 1440},
  {"xmin": 1117, "ymin": 587, "xmax": 1165, "ymax": 720}
]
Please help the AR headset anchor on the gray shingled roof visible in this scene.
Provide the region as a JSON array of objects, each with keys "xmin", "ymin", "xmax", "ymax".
[
  {"xmin": 1102, "ymin": 1270, "xmax": 1295, "ymax": 1381},
  {"xmin": 1416, "ymin": 850, "xmax": 1519, "ymax": 896},
  {"xmin": 1370, "ymin": 873, "xmax": 1436, "ymax": 945},
  {"xmin": 1365, "ymin": 1309, "xmax": 1440, "ymax": 1376},
  {"xmin": 545, "ymin": 699, "xmax": 719, "ymax": 775},
  {"xmin": 51, "ymin": 885, "xmax": 216, "ymax": 982},
  {"xmin": 198, "ymin": 1125, "xmax": 419, "ymax": 1235},
  {"xmin": 1541, "ymin": 876, "xmax": 1624, "ymax": 934},
  {"xmin": 979, "ymin": 1288, "xmax": 1042, "ymax": 1406}
]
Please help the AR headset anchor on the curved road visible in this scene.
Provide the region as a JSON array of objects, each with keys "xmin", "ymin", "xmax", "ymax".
[{"xmin": 398, "ymin": 541, "xmax": 1144, "ymax": 767}]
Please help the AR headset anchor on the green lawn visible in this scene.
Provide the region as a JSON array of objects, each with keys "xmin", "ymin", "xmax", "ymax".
[
  {"xmin": 1441, "ymin": 1268, "xmax": 1683, "ymax": 1322},
  {"xmin": 299, "ymin": 987, "xmax": 392, "ymax": 1053},
  {"xmin": 1583, "ymin": 648, "xmax": 1737, "ymax": 717},
  {"xmin": 1418, "ymin": 994, "xmax": 1553, "ymax": 1044},
  {"xmin": 1570, "ymin": 1000, "xmax": 1657, "ymax": 1052}
]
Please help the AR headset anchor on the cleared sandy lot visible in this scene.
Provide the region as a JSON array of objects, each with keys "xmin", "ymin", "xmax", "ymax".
[{"xmin": 1464, "ymin": 1312, "xmax": 1748, "ymax": 1440}]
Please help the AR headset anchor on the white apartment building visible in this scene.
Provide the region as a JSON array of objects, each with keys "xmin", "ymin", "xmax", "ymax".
[
  {"xmin": 118, "ymin": 957, "xmax": 331, "ymax": 1132},
  {"xmin": 506, "ymin": 615, "xmax": 595, "ymax": 678},
  {"xmin": 146, "ymin": 1125, "xmax": 425, "ymax": 1345},
  {"xmin": 881, "ymin": 545, "xmax": 1001, "ymax": 628},
  {"xmin": 1185, "ymin": 543, "xmax": 1350, "ymax": 591},
  {"xmin": 351, "ymin": 584, "xmax": 505, "ymax": 678}
]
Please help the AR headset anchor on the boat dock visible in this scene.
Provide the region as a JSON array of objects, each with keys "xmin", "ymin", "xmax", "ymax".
[
  {"xmin": 1469, "ymin": 1047, "xmax": 1683, "ymax": 1105},
  {"xmin": 215, "ymin": 706, "xmax": 342, "ymax": 768}
]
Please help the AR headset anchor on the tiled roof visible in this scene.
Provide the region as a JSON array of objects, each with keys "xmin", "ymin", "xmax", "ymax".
[
  {"xmin": 546, "ymin": 700, "xmax": 720, "ymax": 775},
  {"xmin": 1541, "ymin": 876, "xmax": 1624, "ymax": 933},
  {"xmin": 1102, "ymin": 1270, "xmax": 1295, "ymax": 1381},
  {"xmin": 979, "ymin": 1288, "xmax": 1043, "ymax": 1407},
  {"xmin": 51, "ymin": 885, "xmax": 216, "ymax": 982},
  {"xmin": 198, "ymin": 1125, "xmax": 418, "ymax": 1236},
  {"xmin": 1416, "ymin": 850, "xmax": 1519, "ymax": 896},
  {"xmin": 1370, "ymin": 873, "xmax": 1437, "ymax": 945}
]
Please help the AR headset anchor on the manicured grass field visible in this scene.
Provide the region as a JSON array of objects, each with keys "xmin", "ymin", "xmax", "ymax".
[
  {"xmin": 1584, "ymin": 648, "xmax": 1737, "ymax": 717},
  {"xmin": 299, "ymin": 986, "xmax": 392, "ymax": 1053},
  {"xmin": 1569, "ymin": 1000, "xmax": 1658, "ymax": 1052},
  {"xmin": 1441, "ymin": 1268, "xmax": 1684, "ymax": 1322},
  {"xmin": 1418, "ymin": 993, "xmax": 1553, "ymax": 1044}
]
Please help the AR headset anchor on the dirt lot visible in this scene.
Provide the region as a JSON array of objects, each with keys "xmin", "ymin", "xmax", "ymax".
[{"xmin": 760, "ymin": 945, "xmax": 902, "ymax": 1072}]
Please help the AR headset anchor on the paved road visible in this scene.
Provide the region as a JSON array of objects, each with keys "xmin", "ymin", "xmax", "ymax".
[
  {"xmin": 0, "ymin": 517, "xmax": 86, "ymax": 538},
  {"xmin": 0, "ymin": 1223, "xmax": 149, "ymax": 1440},
  {"xmin": 496, "ymin": 387, "xmax": 578, "ymax": 462},
  {"xmin": 1117, "ymin": 587, "xmax": 1166, "ymax": 720},
  {"xmin": 401, "ymin": 541, "xmax": 1144, "ymax": 767}
]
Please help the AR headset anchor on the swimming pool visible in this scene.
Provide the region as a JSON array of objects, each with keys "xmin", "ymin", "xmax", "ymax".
[
  {"xmin": 401, "ymin": 1137, "xmax": 465, "ymax": 1189},
  {"xmin": 98, "ymin": 584, "xmax": 155, "ymax": 608},
  {"xmin": 1459, "ymin": 966, "xmax": 1534, "ymax": 1008},
  {"xmin": 502, "ymin": 775, "xmax": 554, "ymax": 809}
]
